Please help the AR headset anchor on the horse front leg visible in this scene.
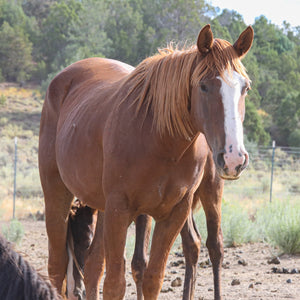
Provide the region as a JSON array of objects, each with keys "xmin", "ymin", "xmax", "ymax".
[
  {"xmin": 103, "ymin": 194, "xmax": 132, "ymax": 300},
  {"xmin": 142, "ymin": 195, "xmax": 193, "ymax": 300},
  {"xmin": 84, "ymin": 211, "xmax": 105, "ymax": 300},
  {"xmin": 131, "ymin": 214, "xmax": 152, "ymax": 300},
  {"xmin": 206, "ymin": 220, "xmax": 223, "ymax": 300},
  {"xmin": 199, "ymin": 170, "xmax": 224, "ymax": 300},
  {"xmin": 180, "ymin": 210, "xmax": 201, "ymax": 300}
]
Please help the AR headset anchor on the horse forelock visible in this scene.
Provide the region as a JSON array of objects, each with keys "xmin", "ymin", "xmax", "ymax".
[
  {"xmin": 192, "ymin": 39, "xmax": 249, "ymax": 84},
  {"xmin": 120, "ymin": 38, "xmax": 249, "ymax": 140}
]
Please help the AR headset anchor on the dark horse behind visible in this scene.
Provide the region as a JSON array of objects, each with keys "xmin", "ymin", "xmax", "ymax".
[
  {"xmin": 0, "ymin": 234, "xmax": 61, "ymax": 300},
  {"xmin": 39, "ymin": 24, "xmax": 253, "ymax": 299}
]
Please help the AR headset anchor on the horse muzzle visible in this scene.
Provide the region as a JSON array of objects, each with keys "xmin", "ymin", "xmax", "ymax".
[{"xmin": 215, "ymin": 150, "xmax": 249, "ymax": 180}]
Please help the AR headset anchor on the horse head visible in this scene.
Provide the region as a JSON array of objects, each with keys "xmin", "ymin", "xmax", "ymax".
[{"xmin": 190, "ymin": 24, "xmax": 254, "ymax": 179}]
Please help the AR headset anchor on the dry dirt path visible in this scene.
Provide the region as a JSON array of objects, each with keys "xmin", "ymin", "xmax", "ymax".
[{"xmin": 3, "ymin": 220, "xmax": 300, "ymax": 299}]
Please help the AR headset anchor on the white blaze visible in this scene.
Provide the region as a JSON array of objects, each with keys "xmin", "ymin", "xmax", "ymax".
[{"xmin": 218, "ymin": 71, "xmax": 247, "ymax": 174}]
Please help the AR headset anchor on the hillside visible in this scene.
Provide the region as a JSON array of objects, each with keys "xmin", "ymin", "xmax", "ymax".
[
  {"xmin": 0, "ymin": 83, "xmax": 42, "ymax": 136},
  {"xmin": 0, "ymin": 83, "xmax": 43, "ymax": 219},
  {"xmin": 0, "ymin": 0, "xmax": 300, "ymax": 147}
]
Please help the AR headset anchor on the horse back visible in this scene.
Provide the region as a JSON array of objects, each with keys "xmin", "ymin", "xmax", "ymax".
[
  {"xmin": 39, "ymin": 58, "xmax": 134, "ymax": 201},
  {"xmin": 42, "ymin": 57, "xmax": 134, "ymax": 120}
]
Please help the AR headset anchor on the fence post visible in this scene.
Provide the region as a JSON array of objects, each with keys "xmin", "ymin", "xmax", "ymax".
[
  {"xmin": 13, "ymin": 137, "xmax": 18, "ymax": 219},
  {"xmin": 269, "ymin": 140, "xmax": 276, "ymax": 203}
]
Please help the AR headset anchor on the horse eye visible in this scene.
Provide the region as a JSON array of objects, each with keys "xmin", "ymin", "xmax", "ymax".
[{"xmin": 200, "ymin": 84, "xmax": 208, "ymax": 93}]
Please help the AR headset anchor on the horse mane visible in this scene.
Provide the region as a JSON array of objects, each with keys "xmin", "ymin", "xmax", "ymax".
[
  {"xmin": 120, "ymin": 38, "xmax": 249, "ymax": 139},
  {"xmin": 0, "ymin": 235, "xmax": 61, "ymax": 300}
]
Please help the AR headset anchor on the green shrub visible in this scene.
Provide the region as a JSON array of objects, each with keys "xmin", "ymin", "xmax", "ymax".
[
  {"xmin": 0, "ymin": 68, "xmax": 3, "ymax": 82},
  {"xmin": 0, "ymin": 94, "xmax": 6, "ymax": 106},
  {"xmin": 221, "ymin": 201, "xmax": 258, "ymax": 247},
  {"xmin": 194, "ymin": 201, "xmax": 259, "ymax": 248},
  {"xmin": 288, "ymin": 129, "xmax": 300, "ymax": 147},
  {"xmin": 1, "ymin": 219, "xmax": 24, "ymax": 244},
  {"xmin": 256, "ymin": 201, "xmax": 300, "ymax": 254}
]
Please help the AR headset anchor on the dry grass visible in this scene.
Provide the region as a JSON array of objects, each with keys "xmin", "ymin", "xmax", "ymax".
[{"xmin": 0, "ymin": 83, "xmax": 43, "ymax": 220}]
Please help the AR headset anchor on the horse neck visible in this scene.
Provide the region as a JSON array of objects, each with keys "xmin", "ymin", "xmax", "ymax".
[
  {"xmin": 114, "ymin": 78, "xmax": 199, "ymax": 161},
  {"xmin": 154, "ymin": 132, "xmax": 200, "ymax": 162}
]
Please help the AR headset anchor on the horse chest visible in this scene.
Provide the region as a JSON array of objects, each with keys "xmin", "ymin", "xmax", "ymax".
[{"xmin": 129, "ymin": 161, "xmax": 204, "ymax": 219}]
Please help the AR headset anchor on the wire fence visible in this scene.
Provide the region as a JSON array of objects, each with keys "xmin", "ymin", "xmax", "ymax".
[
  {"xmin": 223, "ymin": 143, "xmax": 300, "ymax": 205},
  {"xmin": 0, "ymin": 138, "xmax": 299, "ymax": 220}
]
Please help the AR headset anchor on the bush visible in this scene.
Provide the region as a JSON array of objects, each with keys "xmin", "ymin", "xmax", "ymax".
[
  {"xmin": 193, "ymin": 201, "xmax": 259, "ymax": 248},
  {"xmin": 0, "ymin": 22, "xmax": 33, "ymax": 82},
  {"xmin": 256, "ymin": 201, "xmax": 300, "ymax": 254},
  {"xmin": 0, "ymin": 68, "xmax": 4, "ymax": 82},
  {"xmin": 1, "ymin": 219, "xmax": 24, "ymax": 244},
  {"xmin": 221, "ymin": 201, "xmax": 258, "ymax": 247},
  {"xmin": 0, "ymin": 94, "xmax": 6, "ymax": 106},
  {"xmin": 288, "ymin": 129, "xmax": 300, "ymax": 147}
]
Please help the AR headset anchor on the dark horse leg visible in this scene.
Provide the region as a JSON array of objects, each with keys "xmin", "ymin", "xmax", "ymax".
[
  {"xmin": 131, "ymin": 214, "xmax": 152, "ymax": 300},
  {"xmin": 181, "ymin": 210, "xmax": 201, "ymax": 300}
]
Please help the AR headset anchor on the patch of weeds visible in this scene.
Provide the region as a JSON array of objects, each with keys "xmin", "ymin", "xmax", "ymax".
[
  {"xmin": 0, "ymin": 94, "xmax": 7, "ymax": 106},
  {"xmin": 256, "ymin": 200, "xmax": 300, "ymax": 254},
  {"xmin": 1, "ymin": 219, "xmax": 24, "ymax": 244},
  {"xmin": 221, "ymin": 201, "xmax": 258, "ymax": 247},
  {"xmin": 194, "ymin": 201, "xmax": 259, "ymax": 248}
]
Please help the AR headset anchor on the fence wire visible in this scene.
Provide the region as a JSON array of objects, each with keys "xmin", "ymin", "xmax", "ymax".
[{"xmin": 0, "ymin": 138, "xmax": 300, "ymax": 219}]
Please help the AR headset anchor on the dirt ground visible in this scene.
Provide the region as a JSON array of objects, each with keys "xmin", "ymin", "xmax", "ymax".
[{"xmin": 5, "ymin": 220, "xmax": 300, "ymax": 300}]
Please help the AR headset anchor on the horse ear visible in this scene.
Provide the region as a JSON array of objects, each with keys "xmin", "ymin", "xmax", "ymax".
[
  {"xmin": 233, "ymin": 26, "xmax": 254, "ymax": 58},
  {"xmin": 197, "ymin": 24, "xmax": 214, "ymax": 55}
]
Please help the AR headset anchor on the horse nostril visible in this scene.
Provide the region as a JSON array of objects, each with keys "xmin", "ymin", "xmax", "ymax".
[
  {"xmin": 236, "ymin": 153, "xmax": 248, "ymax": 173},
  {"xmin": 217, "ymin": 152, "xmax": 225, "ymax": 169},
  {"xmin": 235, "ymin": 164, "xmax": 243, "ymax": 173}
]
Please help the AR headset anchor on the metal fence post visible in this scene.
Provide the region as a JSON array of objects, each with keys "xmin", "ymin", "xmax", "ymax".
[
  {"xmin": 13, "ymin": 137, "xmax": 18, "ymax": 219},
  {"xmin": 269, "ymin": 140, "xmax": 276, "ymax": 203}
]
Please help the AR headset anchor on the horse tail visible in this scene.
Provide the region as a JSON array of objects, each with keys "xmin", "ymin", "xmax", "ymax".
[
  {"xmin": 66, "ymin": 201, "xmax": 85, "ymax": 299},
  {"xmin": 0, "ymin": 235, "xmax": 61, "ymax": 300},
  {"xmin": 66, "ymin": 200, "xmax": 97, "ymax": 299},
  {"xmin": 67, "ymin": 212, "xmax": 84, "ymax": 279}
]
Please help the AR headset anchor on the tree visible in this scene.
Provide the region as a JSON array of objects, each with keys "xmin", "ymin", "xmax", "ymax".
[
  {"xmin": 65, "ymin": 0, "xmax": 112, "ymax": 63},
  {"xmin": 275, "ymin": 93, "xmax": 300, "ymax": 145},
  {"xmin": 0, "ymin": 21, "xmax": 33, "ymax": 82},
  {"xmin": 22, "ymin": 0, "xmax": 56, "ymax": 26},
  {"xmin": 214, "ymin": 9, "xmax": 246, "ymax": 42},
  {"xmin": 142, "ymin": 0, "xmax": 209, "ymax": 46},
  {"xmin": 104, "ymin": 0, "xmax": 144, "ymax": 65},
  {"xmin": 39, "ymin": 0, "xmax": 83, "ymax": 73},
  {"xmin": 244, "ymin": 100, "xmax": 270, "ymax": 146}
]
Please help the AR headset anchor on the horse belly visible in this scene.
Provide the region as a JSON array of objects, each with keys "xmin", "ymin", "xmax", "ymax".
[{"xmin": 55, "ymin": 126, "xmax": 105, "ymax": 210}]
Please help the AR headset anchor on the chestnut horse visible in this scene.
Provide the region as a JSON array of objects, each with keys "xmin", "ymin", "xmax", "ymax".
[{"xmin": 39, "ymin": 24, "xmax": 253, "ymax": 300}]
